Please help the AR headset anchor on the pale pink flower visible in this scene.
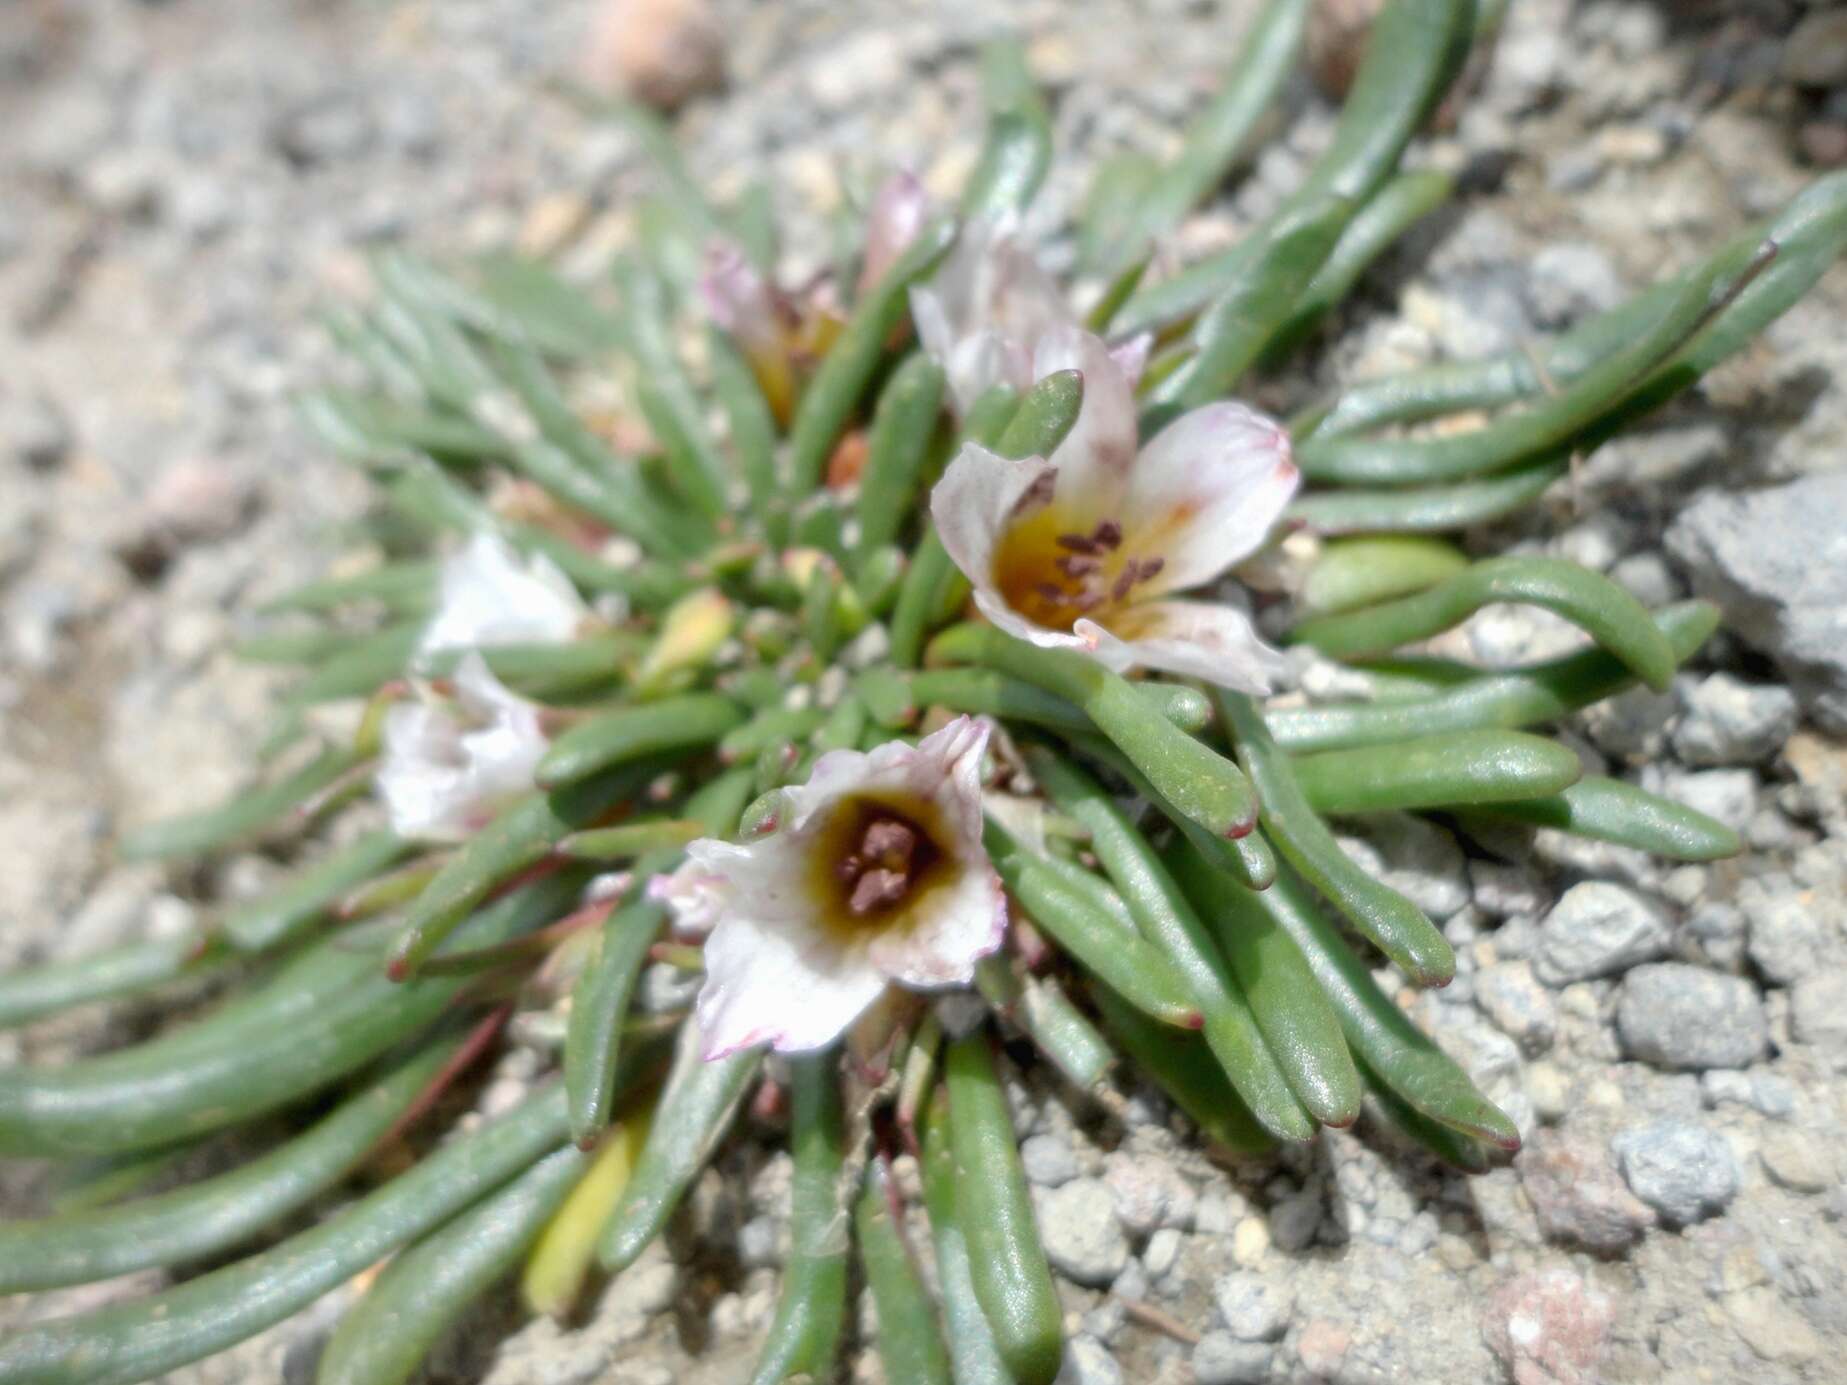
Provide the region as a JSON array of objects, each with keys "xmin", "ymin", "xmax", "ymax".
[
  {"xmin": 911, "ymin": 218, "xmax": 1150, "ymax": 416},
  {"xmin": 856, "ymin": 170, "xmax": 932, "ymax": 297},
  {"xmin": 377, "ymin": 655, "xmax": 549, "ymax": 843},
  {"xmin": 652, "ymin": 717, "xmax": 1006, "ymax": 1060},
  {"xmin": 698, "ymin": 240, "xmax": 788, "ymax": 364},
  {"xmin": 932, "ymin": 327, "xmax": 1299, "ymax": 691}
]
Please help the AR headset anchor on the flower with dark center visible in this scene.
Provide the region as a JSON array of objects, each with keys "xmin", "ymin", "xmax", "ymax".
[
  {"xmin": 652, "ymin": 716, "xmax": 1006, "ymax": 1059},
  {"xmin": 931, "ymin": 326, "xmax": 1299, "ymax": 690}
]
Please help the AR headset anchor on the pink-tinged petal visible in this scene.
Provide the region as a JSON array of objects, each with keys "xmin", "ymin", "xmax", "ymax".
[
  {"xmin": 696, "ymin": 913, "xmax": 890, "ymax": 1060},
  {"xmin": 1074, "ymin": 598, "xmax": 1291, "ymax": 692},
  {"xmin": 650, "ymin": 858, "xmax": 728, "ymax": 938},
  {"xmin": 419, "ymin": 532, "xmax": 589, "ymax": 657},
  {"xmin": 858, "ymin": 170, "xmax": 931, "ymax": 297},
  {"xmin": 1122, "ymin": 402, "xmax": 1299, "ymax": 595},
  {"xmin": 912, "ymin": 218, "xmax": 1073, "ymax": 415},
  {"xmin": 1031, "ymin": 326, "xmax": 1140, "ymax": 519},
  {"xmin": 664, "ymin": 717, "xmax": 1006, "ymax": 1060},
  {"xmin": 376, "ymin": 655, "xmax": 548, "ymax": 843},
  {"xmin": 699, "ymin": 240, "xmax": 782, "ymax": 357},
  {"xmin": 1108, "ymin": 331, "xmax": 1154, "ymax": 388},
  {"xmin": 865, "ymin": 857, "xmax": 1006, "ymax": 987}
]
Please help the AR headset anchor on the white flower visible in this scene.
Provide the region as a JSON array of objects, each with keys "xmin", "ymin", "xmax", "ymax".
[
  {"xmin": 652, "ymin": 717, "xmax": 1007, "ymax": 1060},
  {"xmin": 418, "ymin": 532, "xmax": 590, "ymax": 658},
  {"xmin": 911, "ymin": 218, "xmax": 1150, "ymax": 416},
  {"xmin": 932, "ymin": 327, "xmax": 1300, "ymax": 691},
  {"xmin": 376, "ymin": 654, "xmax": 549, "ymax": 843}
]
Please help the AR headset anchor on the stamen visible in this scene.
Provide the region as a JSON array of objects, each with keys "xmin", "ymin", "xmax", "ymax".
[
  {"xmin": 861, "ymin": 818, "xmax": 918, "ymax": 870},
  {"xmin": 1035, "ymin": 581, "xmax": 1070, "ymax": 605},
  {"xmin": 1055, "ymin": 532, "xmax": 1100, "ymax": 555},
  {"xmin": 1010, "ymin": 469, "xmax": 1057, "ymax": 517},
  {"xmin": 1054, "ymin": 554, "xmax": 1101, "ymax": 577},
  {"xmin": 834, "ymin": 807, "xmax": 940, "ymax": 918},
  {"xmin": 1111, "ymin": 565, "xmax": 1138, "ymax": 602},
  {"xmin": 849, "ymin": 869, "xmax": 911, "ymax": 915},
  {"xmin": 1092, "ymin": 520, "xmax": 1123, "ymax": 550},
  {"xmin": 1137, "ymin": 556, "xmax": 1164, "ymax": 581}
]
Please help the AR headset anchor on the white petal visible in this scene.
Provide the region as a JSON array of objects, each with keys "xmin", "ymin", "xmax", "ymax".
[
  {"xmin": 1074, "ymin": 598, "xmax": 1290, "ymax": 692},
  {"xmin": 376, "ymin": 655, "xmax": 548, "ymax": 842},
  {"xmin": 1031, "ymin": 326, "xmax": 1140, "ymax": 519},
  {"xmin": 680, "ymin": 834, "xmax": 893, "ymax": 1059},
  {"xmin": 858, "ymin": 170, "xmax": 931, "ymax": 296},
  {"xmin": 1122, "ymin": 403, "xmax": 1299, "ymax": 595},
  {"xmin": 650, "ymin": 858, "xmax": 728, "ymax": 938},
  {"xmin": 930, "ymin": 440, "xmax": 1056, "ymax": 630},
  {"xmin": 697, "ymin": 912, "xmax": 891, "ymax": 1060},
  {"xmin": 912, "ymin": 219, "xmax": 1074, "ymax": 416},
  {"xmin": 419, "ymin": 533, "xmax": 589, "ymax": 657}
]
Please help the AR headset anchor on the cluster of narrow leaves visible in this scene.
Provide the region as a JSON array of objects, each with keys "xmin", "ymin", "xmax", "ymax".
[{"xmin": 2, "ymin": 2, "xmax": 1844, "ymax": 1383}]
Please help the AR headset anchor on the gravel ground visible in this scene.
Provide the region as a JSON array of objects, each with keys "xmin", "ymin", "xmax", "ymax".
[{"xmin": 2, "ymin": 2, "xmax": 1846, "ymax": 1382}]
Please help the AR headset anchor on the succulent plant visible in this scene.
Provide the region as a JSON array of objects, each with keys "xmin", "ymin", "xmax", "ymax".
[{"xmin": 3, "ymin": 1, "xmax": 1844, "ymax": 1382}]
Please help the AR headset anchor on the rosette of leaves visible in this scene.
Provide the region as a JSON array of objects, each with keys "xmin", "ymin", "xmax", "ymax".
[{"xmin": 1, "ymin": 2, "xmax": 1842, "ymax": 1383}]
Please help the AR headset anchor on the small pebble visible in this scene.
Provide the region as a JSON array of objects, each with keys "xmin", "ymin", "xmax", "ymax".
[{"xmin": 1611, "ymin": 1121, "xmax": 1739, "ymax": 1226}]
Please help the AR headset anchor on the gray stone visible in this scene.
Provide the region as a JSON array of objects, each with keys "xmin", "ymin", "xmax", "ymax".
[
  {"xmin": 1102, "ymin": 1148, "xmax": 1195, "ymax": 1234},
  {"xmin": 1268, "ymin": 1192, "xmax": 1322, "ymax": 1252},
  {"xmin": 1611, "ymin": 1121, "xmax": 1739, "ymax": 1226},
  {"xmin": 1651, "ymin": 768, "xmax": 1758, "ymax": 834},
  {"xmin": 1469, "ymin": 859, "xmax": 1547, "ymax": 920},
  {"xmin": 1790, "ymin": 972, "xmax": 1847, "ymax": 1054},
  {"xmin": 1517, "ymin": 1129, "xmax": 1654, "ymax": 1251},
  {"xmin": 1533, "ymin": 882, "xmax": 1673, "ymax": 986},
  {"xmin": 1672, "ymin": 675, "xmax": 1799, "ymax": 766},
  {"xmin": 1784, "ymin": 11, "xmax": 1847, "ymax": 88},
  {"xmin": 1759, "ymin": 1129, "xmax": 1833, "ymax": 1194},
  {"xmin": 1684, "ymin": 900, "xmax": 1746, "ymax": 971},
  {"xmin": 1581, "ymin": 685, "xmax": 1676, "ymax": 761},
  {"xmin": 1214, "ymin": 1271, "xmax": 1293, "ymax": 1341},
  {"xmin": 1334, "ymin": 814, "xmax": 1470, "ymax": 920},
  {"xmin": 1193, "ymin": 1332, "xmax": 1274, "ymax": 1385},
  {"xmin": 1665, "ymin": 473, "xmax": 1847, "ymax": 732},
  {"xmin": 1035, "ymin": 1179, "xmax": 1130, "ymax": 1287},
  {"xmin": 1142, "ymin": 1227, "xmax": 1182, "ymax": 1279},
  {"xmin": 273, "ymin": 91, "xmax": 376, "ymax": 166},
  {"xmin": 0, "ymin": 389, "xmax": 71, "ymax": 471},
  {"xmin": 1021, "ymin": 1133, "xmax": 1079, "ymax": 1188},
  {"xmin": 1741, "ymin": 876, "xmax": 1833, "ymax": 987},
  {"xmin": 1525, "ymin": 241, "xmax": 1624, "ymax": 328},
  {"xmin": 1056, "ymin": 1335, "xmax": 1122, "ymax": 1385},
  {"xmin": 1609, "ymin": 551, "xmax": 1684, "ymax": 608},
  {"xmin": 1615, "ymin": 964, "xmax": 1768, "ymax": 1071},
  {"xmin": 1476, "ymin": 960, "xmax": 1558, "ymax": 1054}
]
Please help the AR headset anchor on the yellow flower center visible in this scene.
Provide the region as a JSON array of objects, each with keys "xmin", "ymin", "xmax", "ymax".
[
  {"xmin": 808, "ymin": 792, "xmax": 954, "ymax": 937},
  {"xmin": 993, "ymin": 506, "xmax": 1165, "ymax": 630}
]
